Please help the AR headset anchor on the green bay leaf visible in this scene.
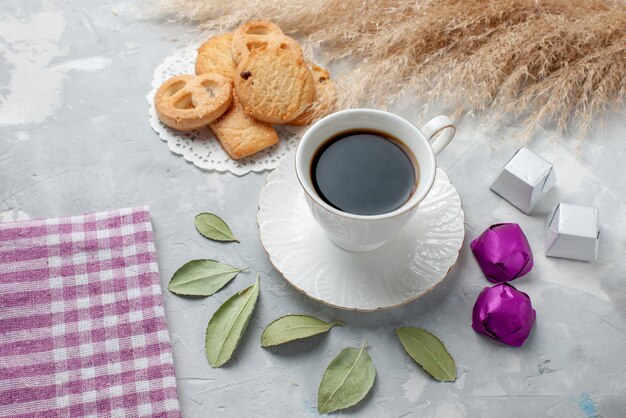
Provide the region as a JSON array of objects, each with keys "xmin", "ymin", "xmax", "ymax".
[
  {"xmin": 194, "ymin": 213, "xmax": 239, "ymax": 242},
  {"xmin": 205, "ymin": 275, "xmax": 260, "ymax": 367},
  {"xmin": 317, "ymin": 342, "xmax": 376, "ymax": 414},
  {"xmin": 168, "ymin": 259, "xmax": 245, "ymax": 296},
  {"xmin": 261, "ymin": 315, "xmax": 342, "ymax": 347},
  {"xmin": 396, "ymin": 326, "xmax": 456, "ymax": 382}
]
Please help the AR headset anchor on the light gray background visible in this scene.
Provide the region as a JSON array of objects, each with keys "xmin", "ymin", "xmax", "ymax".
[{"xmin": 1, "ymin": 1, "xmax": 625, "ymax": 417}]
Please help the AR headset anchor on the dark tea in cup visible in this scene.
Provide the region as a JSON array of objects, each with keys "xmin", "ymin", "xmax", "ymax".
[{"xmin": 310, "ymin": 129, "xmax": 419, "ymax": 216}]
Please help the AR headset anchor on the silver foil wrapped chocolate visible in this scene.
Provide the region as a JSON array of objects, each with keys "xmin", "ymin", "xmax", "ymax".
[
  {"xmin": 546, "ymin": 203, "xmax": 599, "ymax": 262},
  {"xmin": 490, "ymin": 147, "xmax": 556, "ymax": 214}
]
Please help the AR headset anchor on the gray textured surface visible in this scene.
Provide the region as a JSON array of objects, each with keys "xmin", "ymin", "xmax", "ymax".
[{"xmin": 1, "ymin": 1, "xmax": 625, "ymax": 417}]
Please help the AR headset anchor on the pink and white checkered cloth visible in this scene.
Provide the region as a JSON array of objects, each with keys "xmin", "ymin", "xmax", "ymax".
[{"xmin": 0, "ymin": 207, "xmax": 180, "ymax": 417}]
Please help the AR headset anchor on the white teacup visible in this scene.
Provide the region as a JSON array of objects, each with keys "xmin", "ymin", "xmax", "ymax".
[{"xmin": 295, "ymin": 109, "xmax": 455, "ymax": 252}]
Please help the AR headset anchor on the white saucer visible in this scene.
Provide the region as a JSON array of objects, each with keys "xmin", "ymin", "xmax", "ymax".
[{"xmin": 257, "ymin": 151, "xmax": 465, "ymax": 311}]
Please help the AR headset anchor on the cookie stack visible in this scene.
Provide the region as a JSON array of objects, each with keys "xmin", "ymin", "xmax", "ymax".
[{"xmin": 154, "ymin": 21, "xmax": 336, "ymax": 160}]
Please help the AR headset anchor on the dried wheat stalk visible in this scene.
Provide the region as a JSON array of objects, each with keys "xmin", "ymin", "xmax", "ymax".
[{"xmin": 151, "ymin": 0, "xmax": 626, "ymax": 137}]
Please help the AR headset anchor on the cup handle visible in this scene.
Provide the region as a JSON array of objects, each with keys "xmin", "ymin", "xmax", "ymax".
[{"xmin": 421, "ymin": 115, "xmax": 456, "ymax": 155}]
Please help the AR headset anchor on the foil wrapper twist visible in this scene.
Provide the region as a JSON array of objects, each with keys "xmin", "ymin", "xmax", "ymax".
[
  {"xmin": 470, "ymin": 223, "xmax": 533, "ymax": 283},
  {"xmin": 472, "ymin": 283, "xmax": 536, "ymax": 347}
]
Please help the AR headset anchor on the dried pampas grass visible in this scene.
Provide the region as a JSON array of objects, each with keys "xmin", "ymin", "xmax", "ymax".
[{"xmin": 152, "ymin": 0, "xmax": 625, "ymax": 137}]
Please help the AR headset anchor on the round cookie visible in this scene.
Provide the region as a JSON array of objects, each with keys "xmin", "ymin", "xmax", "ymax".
[
  {"xmin": 195, "ymin": 33, "xmax": 236, "ymax": 78},
  {"xmin": 234, "ymin": 47, "xmax": 316, "ymax": 124},
  {"xmin": 289, "ymin": 63, "xmax": 337, "ymax": 126},
  {"xmin": 155, "ymin": 73, "xmax": 232, "ymax": 131},
  {"xmin": 231, "ymin": 20, "xmax": 302, "ymax": 64}
]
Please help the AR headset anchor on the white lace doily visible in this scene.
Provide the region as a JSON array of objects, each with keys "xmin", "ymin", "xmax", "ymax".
[{"xmin": 146, "ymin": 45, "xmax": 305, "ymax": 175}]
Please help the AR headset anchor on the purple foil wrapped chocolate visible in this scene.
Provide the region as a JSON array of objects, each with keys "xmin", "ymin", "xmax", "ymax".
[
  {"xmin": 472, "ymin": 283, "xmax": 536, "ymax": 347},
  {"xmin": 470, "ymin": 223, "xmax": 533, "ymax": 283}
]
